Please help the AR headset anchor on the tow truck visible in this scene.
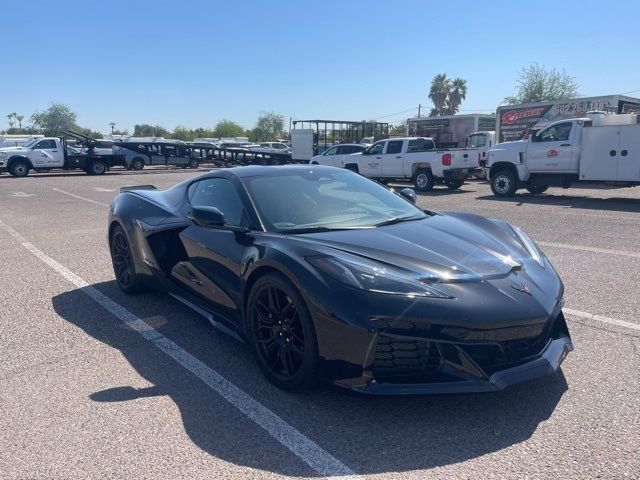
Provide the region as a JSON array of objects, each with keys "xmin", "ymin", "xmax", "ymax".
[{"xmin": 0, "ymin": 130, "xmax": 126, "ymax": 177}]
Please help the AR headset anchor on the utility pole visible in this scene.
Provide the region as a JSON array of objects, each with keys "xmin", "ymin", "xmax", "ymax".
[{"xmin": 418, "ymin": 104, "xmax": 421, "ymax": 118}]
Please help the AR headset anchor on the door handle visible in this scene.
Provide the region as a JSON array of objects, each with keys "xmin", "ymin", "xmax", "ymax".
[
  {"xmin": 560, "ymin": 144, "xmax": 571, "ymax": 147},
  {"xmin": 395, "ymin": 156, "xmax": 402, "ymax": 159},
  {"xmin": 375, "ymin": 156, "xmax": 382, "ymax": 159}
]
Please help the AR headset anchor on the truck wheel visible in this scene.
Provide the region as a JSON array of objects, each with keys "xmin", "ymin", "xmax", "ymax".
[
  {"xmin": 444, "ymin": 179, "xmax": 465, "ymax": 190},
  {"xmin": 526, "ymin": 185, "xmax": 549, "ymax": 194},
  {"xmin": 131, "ymin": 158, "xmax": 145, "ymax": 171},
  {"xmin": 9, "ymin": 159, "xmax": 29, "ymax": 177},
  {"xmin": 189, "ymin": 158, "xmax": 199, "ymax": 169},
  {"xmin": 88, "ymin": 160, "xmax": 107, "ymax": 175},
  {"xmin": 413, "ymin": 169, "xmax": 434, "ymax": 192},
  {"xmin": 490, "ymin": 170, "xmax": 517, "ymax": 197}
]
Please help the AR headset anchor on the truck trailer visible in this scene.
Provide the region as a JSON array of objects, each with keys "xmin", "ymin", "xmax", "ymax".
[
  {"xmin": 496, "ymin": 95, "xmax": 640, "ymax": 144},
  {"xmin": 406, "ymin": 113, "xmax": 495, "ymax": 148}
]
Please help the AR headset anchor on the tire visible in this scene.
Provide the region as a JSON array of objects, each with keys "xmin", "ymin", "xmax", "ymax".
[
  {"xmin": 413, "ymin": 168, "xmax": 434, "ymax": 192},
  {"xmin": 9, "ymin": 159, "xmax": 29, "ymax": 177},
  {"xmin": 188, "ymin": 158, "xmax": 199, "ymax": 169},
  {"xmin": 526, "ymin": 185, "xmax": 549, "ymax": 194},
  {"xmin": 131, "ymin": 158, "xmax": 145, "ymax": 171},
  {"xmin": 109, "ymin": 225, "xmax": 146, "ymax": 294},
  {"xmin": 88, "ymin": 160, "xmax": 107, "ymax": 175},
  {"xmin": 444, "ymin": 179, "xmax": 465, "ymax": 190},
  {"xmin": 490, "ymin": 170, "xmax": 518, "ymax": 197},
  {"xmin": 247, "ymin": 273, "xmax": 318, "ymax": 391}
]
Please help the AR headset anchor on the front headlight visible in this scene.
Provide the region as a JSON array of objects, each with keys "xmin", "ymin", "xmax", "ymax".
[
  {"xmin": 511, "ymin": 225, "xmax": 545, "ymax": 268},
  {"xmin": 307, "ymin": 254, "xmax": 462, "ymax": 299}
]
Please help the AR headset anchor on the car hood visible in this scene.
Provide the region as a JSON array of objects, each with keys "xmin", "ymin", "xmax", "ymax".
[
  {"xmin": 296, "ymin": 212, "xmax": 530, "ymax": 279},
  {"xmin": 489, "ymin": 140, "xmax": 527, "ymax": 154},
  {"xmin": 0, "ymin": 146, "xmax": 27, "ymax": 153}
]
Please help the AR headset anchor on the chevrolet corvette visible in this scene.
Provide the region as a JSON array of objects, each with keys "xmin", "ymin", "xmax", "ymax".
[{"xmin": 108, "ymin": 165, "xmax": 572, "ymax": 394}]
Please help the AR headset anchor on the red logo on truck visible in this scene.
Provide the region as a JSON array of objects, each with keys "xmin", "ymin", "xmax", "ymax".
[{"xmin": 502, "ymin": 108, "xmax": 546, "ymax": 125}]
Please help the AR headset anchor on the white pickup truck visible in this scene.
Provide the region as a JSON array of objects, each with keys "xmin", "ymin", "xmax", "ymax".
[
  {"xmin": 317, "ymin": 137, "xmax": 480, "ymax": 191},
  {"xmin": 487, "ymin": 113, "xmax": 640, "ymax": 196},
  {"xmin": 0, "ymin": 135, "xmax": 125, "ymax": 177}
]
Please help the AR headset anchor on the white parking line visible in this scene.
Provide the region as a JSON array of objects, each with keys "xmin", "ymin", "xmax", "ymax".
[
  {"xmin": 0, "ymin": 219, "xmax": 356, "ymax": 479},
  {"xmin": 53, "ymin": 188, "xmax": 110, "ymax": 207},
  {"xmin": 538, "ymin": 241, "xmax": 640, "ymax": 260},
  {"xmin": 564, "ymin": 308, "xmax": 640, "ymax": 332}
]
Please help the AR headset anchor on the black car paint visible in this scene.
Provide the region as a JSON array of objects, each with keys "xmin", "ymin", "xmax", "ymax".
[{"xmin": 108, "ymin": 165, "xmax": 572, "ymax": 394}]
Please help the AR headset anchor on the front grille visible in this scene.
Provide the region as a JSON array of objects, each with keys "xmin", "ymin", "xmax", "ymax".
[{"xmin": 372, "ymin": 335, "xmax": 441, "ymax": 380}]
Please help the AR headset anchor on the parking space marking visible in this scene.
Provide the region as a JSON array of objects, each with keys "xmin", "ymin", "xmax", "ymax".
[
  {"xmin": 0, "ymin": 218, "xmax": 356, "ymax": 479},
  {"xmin": 538, "ymin": 241, "xmax": 640, "ymax": 259},
  {"xmin": 564, "ymin": 308, "xmax": 640, "ymax": 333},
  {"xmin": 53, "ymin": 188, "xmax": 110, "ymax": 207}
]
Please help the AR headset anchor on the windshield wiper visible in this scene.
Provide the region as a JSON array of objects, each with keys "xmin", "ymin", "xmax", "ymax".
[
  {"xmin": 374, "ymin": 215, "xmax": 425, "ymax": 227},
  {"xmin": 279, "ymin": 226, "xmax": 370, "ymax": 234}
]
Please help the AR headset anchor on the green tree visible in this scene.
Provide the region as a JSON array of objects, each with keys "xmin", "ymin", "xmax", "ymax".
[
  {"xmin": 389, "ymin": 124, "xmax": 406, "ymax": 135},
  {"xmin": 428, "ymin": 74, "xmax": 450, "ymax": 116},
  {"xmin": 133, "ymin": 124, "xmax": 169, "ymax": 137},
  {"xmin": 504, "ymin": 63, "xmax": 579, "ymax": 105},
  {"xmin": 7, "ymin": 112, "xmax": 16, "ymax": 129},
  {"xmin": 31, "ymin": 103, "xmax": 77, "ymax": 136},
  {"xmin": 213, "ymin": 119, "xmax": 245, "ymax": 138},
  {"xmin": 446, "ymin": 78, "xmax": 468, "ymax": 115},
  {"xmin": 15, "ymin": 114, "xmax": 24, "ymax": 129},
  {"xmin": 249, "ymin": 112, "xmax": 285, "ymax": 142}
]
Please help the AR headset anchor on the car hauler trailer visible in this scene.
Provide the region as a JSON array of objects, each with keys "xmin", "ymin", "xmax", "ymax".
[
  {"xmin": 487, "ymin": 112, "xmax": 640, "ymax": 196},
  {"xmin": 0, "ymin": 130, "xmax": 126, "ymax": 177},
  {"xmin": 495, "ymin": 95, "xmax": 640, "ymax": 144},
  {"xmin": 406, "ymin": 114, "xmax": 495, "ymax": 149},
  {"xmin": 290, "ymin": 120, "xmax": 389, "ymax": 163}
]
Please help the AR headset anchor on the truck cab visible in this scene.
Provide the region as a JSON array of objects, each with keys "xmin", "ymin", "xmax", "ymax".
[{"xmin": 0, "ymin": 137, "xmax": 66, "ymax": 174}]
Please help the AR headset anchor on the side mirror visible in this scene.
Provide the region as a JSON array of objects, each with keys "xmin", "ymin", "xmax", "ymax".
[
  {"xmin": 399, "ymin": 187, "xmax": 417, "ymax": 204},
  {"xmin": 188, "ymin": 206, "xmax": 226, "ymax": 228}
]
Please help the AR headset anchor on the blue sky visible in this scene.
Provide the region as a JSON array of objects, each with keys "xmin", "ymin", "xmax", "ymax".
[{"xmin": 2, "ymin": 0, "xmax": 638, "ymax": 134}]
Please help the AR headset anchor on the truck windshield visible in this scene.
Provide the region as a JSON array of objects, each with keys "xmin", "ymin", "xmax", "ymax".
[
  {"xmin": 23, "ymin": 139, "xmax": 40, "ymax": 148},
  {"xmin": 467, "ymin": 134, "xmax": 486, "ymax": 148}
]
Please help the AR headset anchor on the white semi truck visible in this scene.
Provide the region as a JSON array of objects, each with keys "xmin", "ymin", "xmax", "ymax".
[{"xmin": 486, "ymin": 112, "xmax": 640, "ymax": 196}]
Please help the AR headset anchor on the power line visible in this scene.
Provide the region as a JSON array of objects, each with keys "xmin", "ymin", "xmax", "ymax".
[{"xmin": 372, "ymin": 107, "xmax": 418, "ymax": 120}]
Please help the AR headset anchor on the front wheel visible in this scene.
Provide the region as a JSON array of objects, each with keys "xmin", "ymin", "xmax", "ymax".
[
  {"xmin": 247, "ymin": 273, "xmax": 318, "ymax": 391},
  {"xmin": 9, "ymin": 159, "xmax": 29, "ymax": 177},
  {"xmin": 490, "ymin": 170, "xmax": 517, "ymax": 197},
  {"xmin": 131, "ymin": 158, "xmax": 145, "ymax": 171},
  {"xmin": 189, "ymin": 158, "xmax": 199, "ymax": 169},
  {"xmin": 413, "ymin": 168, "xmax": 434, "ymax": 192},
  {"xmin": 526, "ymin": 185, "xmax": 549, "ymax": 194},
  {"xmin": 444, "ymin": 179, "xmax": 464, "ymax": 190}
]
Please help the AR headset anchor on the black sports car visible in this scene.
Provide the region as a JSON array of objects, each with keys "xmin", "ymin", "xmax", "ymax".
[{"xmin": 108, "ymin": 165, "xmax": 572, "ymax": 394}]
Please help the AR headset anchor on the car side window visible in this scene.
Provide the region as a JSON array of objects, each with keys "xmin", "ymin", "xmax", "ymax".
[
  {"xmin": 367, "ymin": 142, "xmax": 385, "ymax": 155},
  {"xmin": 188, "ymin": 178, "xmax": 246, "ymax": 227},
  {"xmin": 323, "ymin": 146, "xmax": 338, "ymax": 156},
  {"xmin": 385, "ymin": 140, "xmax": 403, "ymax": 155},
  {"xmin": 538, "ymin": 122, "xmax": 572, "ymax": 142},
  {"xmin": 35, "ymin": 140, "xmax": 56, "ymax": 149},
  {"xmin": 407, "ymin": 139, "xmax": 435, "ymax": 152}
]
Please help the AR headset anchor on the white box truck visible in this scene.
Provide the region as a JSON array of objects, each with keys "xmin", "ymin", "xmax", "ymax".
[
  {"xmin": 486, "ymin": 112, "xmax": 640, "ymax": 196},
  {"xmin": 406, "ymin": 113, "xmax": 495, "ymax": 148}
]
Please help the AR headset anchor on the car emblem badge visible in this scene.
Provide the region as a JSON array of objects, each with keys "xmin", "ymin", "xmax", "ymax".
[{"xmin": 512, "ymin": 282, "xmax": 531, "ymax": 295}]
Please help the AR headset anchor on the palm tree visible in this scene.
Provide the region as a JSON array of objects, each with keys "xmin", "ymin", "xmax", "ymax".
[
  {"xmin": 7, "ymin": 112, "xmax": 16, "ymax": 128},
  {"xmin": 447, "ymin": 78, "xmax": 468, "ymax": 115},
  {"xmin": 109, "ymin": 122, "xmax": 116, "ymax": 134},
  {"xmin": 428, "ymin": 74, "xmax": 450, "ymax": 116},
  {"xmin": 15, "ymin": 114, "xmax": 24, "ymax": 129}
]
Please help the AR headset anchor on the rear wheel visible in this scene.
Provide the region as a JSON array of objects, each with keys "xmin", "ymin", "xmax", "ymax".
[
  {"xmin": 131, "ymin": 158, "xmax": 145, "ymax": 171},
  {"xmin": 526, "ymin": 185, "xmax": 549, "ymax": 194},
  {"xmin": 110, "ymin": 225, "xmax": 146, "ymax": 294},
  {"xmin": 247, "ymin": 273, "xmax": 318, "ymax": 391},
  {"xmin": 9, "ymin": 159, "xmax": 29, "ymax": 177},
  {"xmin": 490, "ymin": 170, "xmax": 517, "ymax": 197},
  {"xmin": 88, "ymin": 160, "xmax": 107, "ymax": 175},
  {"xmin": 444, "ymin": 179, "xmax": 465, "ymax": 190},
  {"xmin": 413, "ymin": 168, "xmax": 434, "ymax": 192},
  {"xmin": 189, "ymin": 158, "xmax": 199, "ymax": 169}
]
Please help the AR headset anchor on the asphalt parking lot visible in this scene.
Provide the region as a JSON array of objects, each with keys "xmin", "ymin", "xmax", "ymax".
[{"xmin": 0, "ymin": 167, "xmax": 638, "ymax": 479}]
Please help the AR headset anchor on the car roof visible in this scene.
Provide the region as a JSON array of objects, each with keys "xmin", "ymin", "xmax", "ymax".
[{"xmin": 203, "ymin": 164, "xmax": 345, "ymax": 179}]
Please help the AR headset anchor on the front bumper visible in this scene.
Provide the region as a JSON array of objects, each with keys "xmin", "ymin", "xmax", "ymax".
[{"xmin": 443, "ymin": 167, "xmax": 482, "ymax": 179}]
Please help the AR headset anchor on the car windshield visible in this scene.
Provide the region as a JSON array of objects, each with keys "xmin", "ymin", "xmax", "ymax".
[
  {"xmin": 22, "ymin": 139, "xmax": 40, "ymax": 148},
  {"xmin": 242, "ymin": 169, "xmax": 427, "ymax": 232}
]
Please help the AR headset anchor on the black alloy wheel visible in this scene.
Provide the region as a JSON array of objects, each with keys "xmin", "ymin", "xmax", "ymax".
[
  {"xmin": 110, "ymin": 226, "xmax": 145, "ymax": 293},
  {"xmin": 248, "ymin": 274, "xmax": 317, "ymax": 390}
]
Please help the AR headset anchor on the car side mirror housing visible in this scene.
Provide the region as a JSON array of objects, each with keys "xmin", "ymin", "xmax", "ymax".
[
  {"xmin": 399, "ymin": 187, "xmax": 417, "ymax": 204},
  {"xmin": 188, "ymin": 206, "xmax": 226, "ymax": 228}
]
